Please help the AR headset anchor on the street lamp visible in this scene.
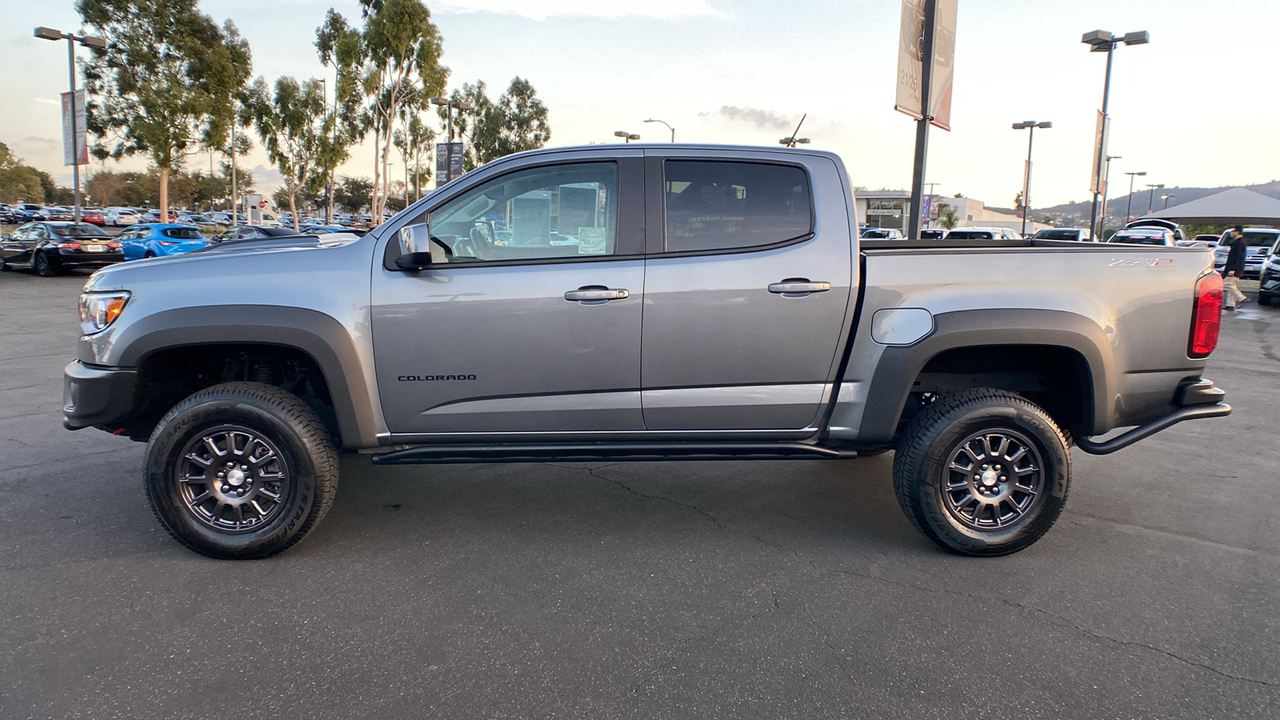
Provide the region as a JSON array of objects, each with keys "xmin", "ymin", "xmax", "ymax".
[
  {"xmin": 778, "ymin": 137, "xmax": 810, "ymax": 147},
  {"xmin": 644, "ymin": 118, "xmax": 674, "ymax": 142},
  {"xmin": 34, "ymin": 26, "xmax": 106, "ymax": 225},
  {"xmin": 1124, "ymin": 170, "xmax": 1147, "ymax": 222},
  {"xmin": 1082, "ymin": 28, "xmax": 1149, "ymax": 241},
  {"xmin": 614, "ymin": 131, "xmax": 639, "ymax": 143},
  {"xmin": 1162, "ymin": 193, "xmax": 1175, "ymax": 210},
  {"xmin": 430, "ymin": 97, "xmax": 471, "ymax": 185},
  {"xmin": 1146, "ymin": 183, "xmax": 1164, "ymax": 215},
  {"xmin": 1012, "ymin": 120, "xmax": 1051, "ymax": 236}
]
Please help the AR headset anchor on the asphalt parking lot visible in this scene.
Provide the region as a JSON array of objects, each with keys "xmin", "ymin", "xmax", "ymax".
[{"xmin": 1, "ymin": 268, "xmax": 1277, "ymax": 719}]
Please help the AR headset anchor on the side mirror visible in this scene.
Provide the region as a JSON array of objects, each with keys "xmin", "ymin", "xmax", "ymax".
[{"xmin": 395, "ymin": 223, "xmax": 434, "ymax": 270}]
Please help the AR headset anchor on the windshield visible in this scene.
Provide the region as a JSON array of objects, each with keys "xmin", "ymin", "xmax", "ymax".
[
  {"xmin": 55, "ymin": 224, "xmax": 109, "ymax": 238},
  {"xmin": 1110, "ymin": 232, "xmax": 1166, "ymax": 245},
  {"xmin": 1033, "ymin": 229, "xmax": 1082, "ymax": 240},
  {"xmin": 162, "ymin": 227, "xmax": 204, "ymax": 240},
  {"xmin": 946, "ymin": 230, "xmax": 994, "ymax": 239}
]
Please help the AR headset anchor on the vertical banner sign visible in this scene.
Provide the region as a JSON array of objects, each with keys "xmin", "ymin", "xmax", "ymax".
[
  {"xmin": 61, "ymin": 89, "xmax": 88, "ymax": 166},
  {"xmin": 894, "ymin": 0, "xmax": 958, "ymax": 131},
  {"xmin": 921, "ymin": 194, "xmax": 937, "ymax": 221},
  {"xmin": 435, "ymin": 142, "xmax": 465, "ymax": 185},
  {"xmin": 1089, "ymin": 110, "xmax": 1109, "ymax": 194},
  {"xmin": 1023, "ymin": 160, "xmax": 1032, "ymax": 209}
]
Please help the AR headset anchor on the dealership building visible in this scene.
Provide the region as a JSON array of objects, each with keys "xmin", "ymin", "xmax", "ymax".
[{"xmin": 856, "ymin": 190, "xmax": 1051, "ymax": 235}]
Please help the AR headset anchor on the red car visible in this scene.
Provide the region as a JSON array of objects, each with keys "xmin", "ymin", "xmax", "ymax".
[{"xmin": 81, "ymin": 209, "xmax": 106, "ymax": 226}]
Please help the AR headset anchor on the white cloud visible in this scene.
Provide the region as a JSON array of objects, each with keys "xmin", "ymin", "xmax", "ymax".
[{"xmin": 436, "ymin": 0, "xmax": 719, "ymax": 21}]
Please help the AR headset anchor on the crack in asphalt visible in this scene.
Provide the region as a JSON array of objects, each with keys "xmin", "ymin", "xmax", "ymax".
[
  {"xmin": 547, "ymin": 461, "xmax": 1280, "ymax": 691},
  {"xmin": 816, "ymin": 564, "xmax": 1278, "ymax": 689}
]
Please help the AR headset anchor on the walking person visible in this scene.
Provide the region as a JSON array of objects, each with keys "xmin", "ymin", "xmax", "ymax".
[{"xmin": 1223, "ymin": 225, "xmax": 1249, "ymax": 311}]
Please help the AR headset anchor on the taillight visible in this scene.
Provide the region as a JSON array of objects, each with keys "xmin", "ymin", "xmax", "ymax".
[
  {"xmin": 107, "ymin": 241, "xmax": 121, "ymax": 249},
  {"xmin": 56, "ymin": 242, "xmax": 81, "ymax": 249},
  {"xmin": 1189, "ymin": 272, "xmax": 1222, "ymax": 357}
]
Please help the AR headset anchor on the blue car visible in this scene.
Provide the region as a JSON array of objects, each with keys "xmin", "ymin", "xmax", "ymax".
[{"xmin": 116, "ymin": 223, "xmax": 209, "ymax": 261}]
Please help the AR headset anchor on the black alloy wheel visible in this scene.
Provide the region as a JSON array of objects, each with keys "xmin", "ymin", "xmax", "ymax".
[
  {"xmin": 145, "ymin": 382, "xmax": 339, "ymax": 559},
  {"xmin": 33, "ymin": 251, "xmax": 56, "ymax": 277},
  {"xmin": 893, "ymin": 388, "xmax": 1070, "ymax": 556}
]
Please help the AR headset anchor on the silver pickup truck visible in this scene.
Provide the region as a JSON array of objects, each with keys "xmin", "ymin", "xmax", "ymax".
[{"xmin": 63, "ymin": 144, "xmax": 1231, "ymax": 559}]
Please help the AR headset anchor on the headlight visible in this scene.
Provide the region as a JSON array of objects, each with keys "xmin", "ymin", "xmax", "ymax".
[{"xmin": 78, "ymin": 291, "xmax": 130, "ymax": 335}]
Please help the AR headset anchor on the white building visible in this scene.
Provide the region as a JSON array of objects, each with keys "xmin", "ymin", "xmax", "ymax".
[{"xmin": 855, "ymin": 190, "xmax": 1051, "ymax": 236}]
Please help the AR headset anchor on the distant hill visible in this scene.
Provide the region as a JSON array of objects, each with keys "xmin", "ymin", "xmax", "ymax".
[{"xmin": 1033, "ymin": 180, "xmax": 1280, "ymax": 227}]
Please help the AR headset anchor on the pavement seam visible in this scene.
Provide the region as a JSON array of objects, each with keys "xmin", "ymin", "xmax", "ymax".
[{"xmin": 814, "ymin": 564, "xmax": 1279, "ymax": 689}]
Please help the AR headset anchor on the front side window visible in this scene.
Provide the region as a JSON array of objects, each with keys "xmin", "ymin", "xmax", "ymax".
[
  {"xmin": 663, "ymin": 160, "xmax": 812, "ymax": 253},
  {"xmin": 427, "ymin": 161, "xmax": 619, "ymax": 263}
]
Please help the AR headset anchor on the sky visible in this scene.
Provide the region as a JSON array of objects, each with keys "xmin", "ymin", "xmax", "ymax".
[{"xmin": 2, "ymin": 0, "xmax": 1277, "ymax": 210}]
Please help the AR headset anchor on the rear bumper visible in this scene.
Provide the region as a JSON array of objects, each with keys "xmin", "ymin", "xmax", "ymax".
[
  {"xmin": 1075, "ymin": 378, "xmax": 1230, "ymax": 455},
  {"xmin": 62, "ymin": 361, "xmax": 136, "ymax": 431}
]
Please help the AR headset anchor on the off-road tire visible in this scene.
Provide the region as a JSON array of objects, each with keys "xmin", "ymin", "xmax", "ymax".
[
  {"xmin": 893, "ymin": 388, "xmax": 1070, "ymax": 556},
  {"xmin": 145, "ymin": 382, "xmax": 339, "ymax": 559}
]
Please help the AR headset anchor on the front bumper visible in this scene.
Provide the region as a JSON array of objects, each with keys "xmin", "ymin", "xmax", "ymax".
[
  {"xmin": 1075, "ymin": 378, "xmax": 1230, "ymax": 455},
  {"xmin": 63, "ymin": 361, "xmax": 136, "ymax": 431}
]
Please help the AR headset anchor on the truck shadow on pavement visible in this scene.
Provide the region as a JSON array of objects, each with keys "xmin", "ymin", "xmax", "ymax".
[{"xmin": 305, "ymin": 453, "xmax": 932, "ymax": 560}]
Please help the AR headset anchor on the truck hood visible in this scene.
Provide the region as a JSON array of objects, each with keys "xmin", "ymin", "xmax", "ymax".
[{"xmin": 83, "ymin": 232, "xmax": 370, "ymax": 293}]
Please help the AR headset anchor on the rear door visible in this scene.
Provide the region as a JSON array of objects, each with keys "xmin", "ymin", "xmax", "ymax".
[
  {"xmin": 639, "ymin": 151, "xmax": 856, "ymax": 430},
  {"xmin": 372, "ymin": 153, "xmax": 647, "ymax": 435}
]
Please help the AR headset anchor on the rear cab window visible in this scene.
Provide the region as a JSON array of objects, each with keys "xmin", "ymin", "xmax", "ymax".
[{"xmin": 662, "ymin": 160, "xmax": 812, "ymax": 253}]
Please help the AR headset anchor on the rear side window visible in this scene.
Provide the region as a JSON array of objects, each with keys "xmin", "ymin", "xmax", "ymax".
[
  {"xmin": 162, "ymin": 227, "xmax": 204, "ymax": 240},
  {"xmin": 663, "ymin": 160, "xmax": 811, "ymax": 253},
  {"xmin": 1033, "ymin": 229, "xmax": 1080, "ymax": 240}
]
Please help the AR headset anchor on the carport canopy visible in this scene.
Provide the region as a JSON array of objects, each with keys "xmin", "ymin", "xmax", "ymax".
[{"xmin": 1144, "ymin": 187, "xmax": 1280, "ymax": 225}]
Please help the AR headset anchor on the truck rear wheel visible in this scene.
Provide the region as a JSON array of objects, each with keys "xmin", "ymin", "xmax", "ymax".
[
  {"xmin": 893, "ymin": 388, "xmax": 1069, "ymax": 556},
  {"xmin": 145, "ymin": 382, "xmax": 338, "ymax": 559}
]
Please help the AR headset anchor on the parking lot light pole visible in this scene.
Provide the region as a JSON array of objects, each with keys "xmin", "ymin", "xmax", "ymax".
[
  {"xmin": 644, "ymin": 118, "xmax": 674, "ymax": 142},
  {"xmin": 1146, "ymin": 183, "xmax": 1164, "ymax": 215},
  {"xmin": 35, "ymin": 27, "xmax": 106, "ymax": 226},
  {"xmin": 1012, "ymin": 120, "xmax": 1051, "ymax": 236},
  {"xmin": 1083, "ymin": 29, "xmax": 1149, "ymax": 241},
  {"xmin": 431, "ymin": 97, "xmax": 471, "ymax": 184},
  {"xmin": 1162, "ymin": 193, "xmax": 1175, "ymax": 209},
  {"xmin": 1124, "ymin": 170, "xmax": 1147, "ymax": 222},
  {"xmin": 614, "ymin": 130, "xmax": 639, "ymax": 143}
]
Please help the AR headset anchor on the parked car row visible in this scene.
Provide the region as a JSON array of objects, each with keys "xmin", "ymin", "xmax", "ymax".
[{"xmin": 860, "ymin": 227, "xmax": 1024, "ymax": 241}]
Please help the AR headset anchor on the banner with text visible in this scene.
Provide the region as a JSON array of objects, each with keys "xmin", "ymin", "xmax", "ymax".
[
  {"xmin": 61, "ymin": 89, "xmax": 88, "ymax": 166},
  {"xmin": 894, "ymin": 0, "xmax": 958, "ymax": 131}
]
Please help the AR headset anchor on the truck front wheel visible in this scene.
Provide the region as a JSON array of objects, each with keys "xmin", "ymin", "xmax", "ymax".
[
  {"xmin": 145, "ymin": 382, "xmax": 339, "ymax": 559},
  {"xmin": 893, "ymin": 388, "xmax": 1070, "ymax": 556}
]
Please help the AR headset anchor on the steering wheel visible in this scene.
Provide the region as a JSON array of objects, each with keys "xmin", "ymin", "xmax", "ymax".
[{"xmin": 468, "ymin": 225, "xmax": 496, "ymax": 259}]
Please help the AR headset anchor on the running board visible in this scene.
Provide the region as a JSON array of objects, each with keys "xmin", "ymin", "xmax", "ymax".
[{"xmin": 370, "ymin": 441, "xmax": 859, "ymax": 465}]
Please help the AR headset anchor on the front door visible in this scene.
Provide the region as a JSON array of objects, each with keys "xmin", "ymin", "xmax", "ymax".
[
  {"xmin": 372, "ymin": 157, "xmax": 647, "ymax": 435},
  {"xmin": 640, "ymin": 153, "xmax": 856, "ymax": 430}
]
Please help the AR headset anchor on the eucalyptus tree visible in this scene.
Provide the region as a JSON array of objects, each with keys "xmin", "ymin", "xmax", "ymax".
[
  {"xmin": 359, "ymin": 0, "xmax": 448, "ymax": 218},
  {"xmin": 315, "ymin": 8, "xmax": 370, "ymax": 223},
  {"xmin": 446, "ymin": 77, "xmax": 550, "ymax": 171},
  {"xmin": 77, "ymin": 0, "xmax": 252, "ymax": 220},
  {"xmin": 393, "ymin": 106, "xmax": 435, "ymax": 201},
  {"xmin": 246, "ymin": 76, "xmax": 329, "ymax": 232}
]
